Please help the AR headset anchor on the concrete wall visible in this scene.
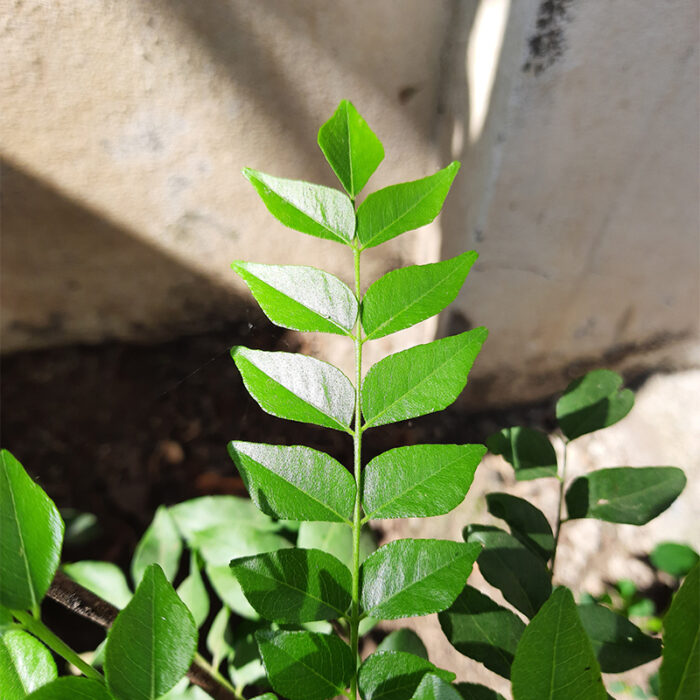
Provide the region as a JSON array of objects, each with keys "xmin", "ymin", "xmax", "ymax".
[{"xmin": 2, "ymin": 0, "xmax": 698, "ymax": 404}]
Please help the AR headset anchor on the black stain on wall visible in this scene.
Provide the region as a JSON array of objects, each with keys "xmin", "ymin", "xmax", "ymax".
[{"xmin": 523, "ymin": 0, "xmax": 576, "ymax": 75}]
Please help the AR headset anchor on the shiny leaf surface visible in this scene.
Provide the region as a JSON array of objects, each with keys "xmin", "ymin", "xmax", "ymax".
[
  {"xmin": 0, "ymin": 630, "xmax": 57, "ymax": 699},
  {"xmin": 412, "ymin": 675, "xmax": 462, "ymax": 700},
  {"xmin": 25, "ymin": 677, "xmax": 112, "ymax": 700}
]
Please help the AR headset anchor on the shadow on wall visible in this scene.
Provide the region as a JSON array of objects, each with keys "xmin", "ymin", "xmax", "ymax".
[{"xmin": 0, "ymin": 157, "xmax": 256, "ymax": 353}]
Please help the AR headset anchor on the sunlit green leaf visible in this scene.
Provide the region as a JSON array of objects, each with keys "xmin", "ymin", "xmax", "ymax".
[
  {"xmin": 362, "ymin": 329, "xmax": 487, "ymax": 428},
  {"xmin": 25, "ymin": 677, "xmax": 113, "ymax": 700},
  {"xmin": 511, "ymin": 587, "xmax": 606, "ymax": 700},
  {"xmin": 412, "ymin": 674, "xmax": 462, "ymax": 700},
  {"xmin": 0, "ymin": 629, "xmax": 57, "ymax": 699},
  {"xmin": 177, "ymin": 552, "xmax": 209, "ymax": 628},
  {"xmin": 486, "ymin": 427, "xmax": 558, "ymax": 481},
  {"xmin": 131, "ymin": 505, "xmax": 182, "ymax": 586},
  {"xmin": 206, "ymin": 565, "xmax": 259, "ymax": 620},
  {"xmin": 62, "ymin": 561, "xmax": 132, "ymax": 609},
  {"xmin": 228, "ymin": 441, "xmax": 355, "ymax": 523},
  {"xmin": 243, "ymin": 168, "xmax": 355, "ymax": 243},
  {"xmin": 191, "ymin": 523, "xmax": 292, "ymax": 567},
  {"xmin": 361, "ymin": 539, "xmax": 481, "ymax": 619},
  {"xmin": 0, "ymin": 450, "xmax": 64, "ymax": 612},
  {"xmin": 362, "ymin": 252, "xmax": 478, "ymax": 340},
  {"xmin": 232, "ymin": 261, "xmax": 357, "ymax": 335},
  {"xmin": 650, "ymin": 542, "xmax": 699, "ymax": 578},
  {"xmin": 377, "ymin": 629, "xmax": 428, "ymax": 659},
  {"xmin": 363, "ymin": 444, "xmax": 484, "ymax": 520},
  {"xmin": 556, "ymin": 369, "xmax": 634, "ymax": 441},
  {"xmin": 357, "ymin": 163, "xmax": 460, "ymax": 249},
  {"xmin": 565, "ymin": 467, "xmax": 686, "ymax": 525},
  {"xmin": 232, "ymin": 347, "xmax": 355, "ymax": 431}
]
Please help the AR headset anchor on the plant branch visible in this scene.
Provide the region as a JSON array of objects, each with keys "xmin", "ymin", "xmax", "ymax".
[
  {"xmin": 550, "ymin": 439, "xmax": 569, "ymax": 579},
  {"xmin": 47, "ymin": 571, "xmax": 237, "ymax": 700}
]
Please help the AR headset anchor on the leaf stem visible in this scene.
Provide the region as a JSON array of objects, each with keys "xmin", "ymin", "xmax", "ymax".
[
  {"xmin": 550, "ymin": 439, "xmax": 569, "ymax": 579},
  {"xmin": 12, "ymin": 608, "xmax": 105, "ymax": 682},
  {"xmin": 194, "ymin": 652, "xmax": 241, "ymax": 699}
]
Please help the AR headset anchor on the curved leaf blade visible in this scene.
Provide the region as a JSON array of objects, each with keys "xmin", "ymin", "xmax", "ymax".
[
  {"xmin": 412, "ymin": 674, "xmax": 462, "ymax": 700},
  {"xmin": 363, "ymin": 444, "xmax": 485, "ymax": 520},
  {"xmin": 377, "ymin": 629, "xmax": 428, "ymax": 659},
  {"xmin": 511, "ymin": 587, "xmax": 606, "ymax": 700},
  {"xmin": 556, "ymin": 369, "xmax": 634, "ymax": 440},
  {"xmin": 131, "ymin": 505, "xmax": 182, "ymax": 586},
  {"xmin": 651, "ymin": 542, "xmax": 699, "ymax": 578},
  {"xmin": 232, "ymin": 261, "xmax": 357, "ymax": 335},
  {"xmin": 243, "ymin": 168, "xmax": 355, "ymax": 243},
  {"xmin": 360, "ymin": 539, "xmax": 481, "ymax": 620},
  {"xmin": 318, "ymin": 99, "xmax": 384, "ymax": 197},
  {"xmin": 26, "ymin": 677, "xmax": 112, "ymax": 700},
  {"xmin": 228, "ymin": 441, "xmax": 355, "ymax": 523},
  {"xmin": 0, "ymin": 629, "xmax": 57, "ymax": 699},
  {"xmin": 192, "ymin": 523, "xmax": 292, "ymax": 567},
  {"xmin": 177, "ymin": 552, "xmax": 209, "ymax": 628},
  {"xmin": 206, "ymin": 565, "xmax": 259, "ymax": 620},
  {"xmin": 362, "ymin": 252, "xmax": 478, "ymax": 340},
  {"xmin": 362, "ymin": 329, "xmax": 487, "ymax": 429},
  {"xmin": 232, "ymin": 347, "xmax": 355, "ymax": 431},
  {"xmin": 105, "ymin": 564, "xmax": 197, "ymax": 700},
  {"xmin": 439, "ymin": 585, "xmax": 525, "ymax": 679},
  {"xmin": 256, "ymin": 629, "xmax": 354, "ymax": 700},
  {"xmin": 357, "ymin": 162, "xmax": 460, "ymax": 249},
  {"xmin": 0, "ymin": 450, "xmax": 64, "ymax": 612},
  {"xmin": 486, "ymin": 427, "xmax": 558, "ymax": 481},
  {"xmin": 565, "ymin": 467, "xmax": 686, "ymax": 525},
  {"xmin": 230, "ymin": 548, "xmax": 351, "ymax": 623},
  {"xmin": 62, "ymin": 561, "xmax": 133, "ymax": 609}
]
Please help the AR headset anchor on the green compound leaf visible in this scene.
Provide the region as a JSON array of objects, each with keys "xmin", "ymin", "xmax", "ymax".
[
  {"xmin": 659, "ymin": 562, "xmax": 699, "ymax": 700},
  {"xmin": 232, "ymin": 347, "xmax": 355, "ymax": 431},
  {"xmin": 318, "ymin": 99, "xmax": 384, "ymax": 198},
  {"xmin": 486, "ymin": 427, "xmax": 558, "ymax": 481},
  {"xmin": 485, "ymin": 493, "xmax": 554, "ymax": 561},
  {"xmin": 357, "ymin": 162, "xmax": 460, "ymax": 249},
  {"xmin": 362, "ymin": 444, "xmax": 485, "ymax": 520},
  {"xmin": 232, "ymin": 261, "xmax": 357, "ymax": 335},
  {"xmin": 255, "ymin": 629, "xmax": 354, "ymax": 700},
  {"xmin": 26, "ymin": 677, "xmax": 112, "ymax": 699},
  {"xmin": 577, "ymin": 603, "xmax": 661, "ymax": 673},
  {"xmin": 62, "ymin": 561, "xmax": 133, "ymax": 609},
  {"xmin": 243, "ymin": 168, "xmax": 355, "ymax": 244},
  {"xmin": 131, "ymin": 505, "xmax": 182, "ymax": 586},
  {"xmin": 651, "ymin": 542, "xmax": 699, "ymax": 578},
  {"xmin": 0, "ymin": 450, "xmax": 64, "ymax": 612},
  {"xmin": 454, "ymin": 683, "xmax": 506, "ymax": 700},
  {"xmin": 439, "ymin": 585, "xmax": 525, "ymax": 679},
  {"xmin": 412, "ymin": 675, "xmax": 462, "ymax": 700},
  {"xmin": 511, "ymin": 587, "xmax": 606, "ymax": 700},
  {"xmin": 228, "ymin": 441, "xmax": 355, "ymax": 523},
  {"xmin": 105, "ymin": 564, "xmax": 197, "ymax": 700},
  {"xmin": 362, "ymin": 328, "xmax": 487, "ymax": 429},
  {"xmin": 377, "ymin": 629, "xmax": 428, "ymax": 659},
  {"xmin": 565, "ymin": 467, "xmax": 686, "ymax": 525},
  {"xmin": 358, "ymin": 651, "xmax": 456, "ymax": 700},
  {"xmin": 556, "ymin": 369, "xmax": 634, "ymax": 441},
  {"xmin": 465, "ymin": 525, "xmax": 551, "ymax": 618},
  {"xmin": 0, "ymin": 629, "xmax": 57, "ymax": 699},
  {"xmin": 360, "ymin": 539, "xmax": 481, "ymax": 620},
  {"xmin": 177, "ymin": 552, "xmax": 209, "ymax": 628},
  {"xmin": 362, "ymin": 252, "xmax": 478, "ymax": 340},
  {"xmin": 230, "ymin": 548, "xmax": 351, "ymax": 623}
]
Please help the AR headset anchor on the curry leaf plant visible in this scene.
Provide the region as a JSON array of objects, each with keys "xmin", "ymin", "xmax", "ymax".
[{"xmin": 229, "ymin": 100, "xmax": 485, "ymax": 699}]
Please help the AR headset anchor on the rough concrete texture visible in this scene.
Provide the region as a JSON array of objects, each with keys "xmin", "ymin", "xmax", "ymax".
[
  {"xmin": 377, "ymin": 368, "xmax": 700, "ymax": 696},
  {"xmin": 1, "ymin": 0, "xmax": 699, "ymax": 403}
]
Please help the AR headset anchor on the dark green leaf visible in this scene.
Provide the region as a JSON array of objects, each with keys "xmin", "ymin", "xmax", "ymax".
[
  {"xmin": 297, "ymin": 521, "xmax": 376, "ymax": 568},
  {"xmin": 465, "ymin": 525, "xmax": 551, "ymax": 618},
  {"xmin": 485, "ymin": 493, "xmax": 554, "ymax": 560},
  {"xmin": 256, "ymin": 629, "xmax": 353, "ymax": 700},
  {"xmin": 577, "ymin": 603, "xmax": 661, "ymax": 673},
  {"xmin": 556, "ymin": 369, "xmax": 634, "ymax": 440},
  {"xmin": 228, "ymin": 441, "xmax": 355, "ymax": 523},
  {"xmin": 363, "ymin": 444, "xmax": 484, "ymax": 520},
  {"xmin": 565, "ymin": 467, "xmax": 686, "ymax": 525},
  {"xmin": 439, "ymin": 585, "xmax": 525, "ymax": 679},
  {"xmin": 230, "ymin": 548, "xmax": 351, "ymax": 622},
  {"xmin": 511, "ymin": 587, "xmax": 606, "ymax": 700},
  {"xmin": 177, "ymin": 552, "xmax": 209, "ymax": 628},
  {"xmin": 105, "ymin": 564, "xmax": 197, "ymax": 700},
  {"xmin": 362, "ymin": 329, "xmax": 488, "ymax": 428},
  {"xmin": 486, "ymin": 427, "xmax": 558, "ymax": 481},
  {"xmin": 357, "ymin": 163, "xmax": 460, "ymax": 249},
  {"xmin": 192, "ymin": 523, "xmax": 292, "ymax": 566},
  {"xmin": 232, "ymin": 261, "xmax": 357, "ymax": 335},
  {"xmin": 659, "ymin": 562, "xmax": 699, "ymax": 700},
  {"xmin": 232, "ymin": 347, "xmax": 355, "ymax": 431},
  {"xmin": 0, "ymin": 450, "xmax": 64, "ymax": 612},
  {"xmin": 131, "ymin": 505, "xmax": 182, "ymax": 586},
  {"xmin": 358, "ymin": 651, "xmax": 455, "ymax": 700},
  {"xmin": 206, "ymin": 565, "xmax": 259, "ymax": 619},
  {"xmin": 0, "ymin": 629, "xmax": 57, "ymax": 699},
  {"xmin": 454, "ymin": 683, "xmax": 506, "ymax": 700},
  {"xmin": 317, "ymin": 99, "xmax": 384, "ymax": 197},
  {"xmin": 377, "ymin": 629, "xmax": 428, "ymax": 659},
  {"xmin": 243, "ymin": 168, "xmax": 355, "ymax": 244},
  {"xmin": 62, "ymin": 561, "xmax": 132, "ymax": 609},
  {"xmin": 412, "ymin": 674, "xmax": 462, "ymax": 699},
  {"xmin": 360, "ymin": 539, "xmax": 481, "ymax": 619},
  {"xmin": 25, "ymin": 678, "xmax": 112, "ymax": 700},
  {"xmin": 362, "ymin": 252, "xmax": 478, "ymax": 340},
  {"xmin": 650, "ymin": 542, "xmax": 699, "ymax": 578}
]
